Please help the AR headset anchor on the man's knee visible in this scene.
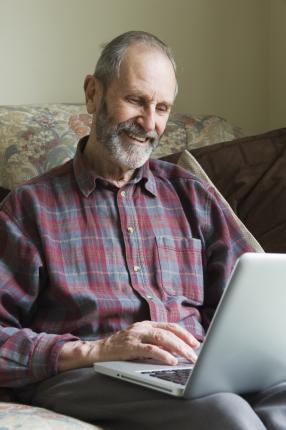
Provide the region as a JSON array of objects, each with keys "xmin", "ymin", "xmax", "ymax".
[{"xmin": 182, "ymin": 392, "xmax": 266, "ymax": 430}]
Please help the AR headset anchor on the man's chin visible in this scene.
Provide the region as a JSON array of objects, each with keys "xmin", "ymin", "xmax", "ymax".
[
  {"xmin": 103, "ymin": 136, "xmax": 159, "ymax": 169},
  {"xmin": 115, "ymin": 148, "xmax": 153, "ymax": 170},
  {"xmin": 118, "ymin": 154, "xmax": 151, "ymax": 170}
]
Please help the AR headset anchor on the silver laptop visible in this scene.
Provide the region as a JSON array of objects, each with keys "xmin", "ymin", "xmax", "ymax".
[{"xmin": 94, "ymin": 253, "xmax": 286, "ymax": 399}]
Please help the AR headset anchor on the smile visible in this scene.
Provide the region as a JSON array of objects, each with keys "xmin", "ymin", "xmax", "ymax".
[{"xmin": 124, "ymin": 131, "xmax": 148, "ymax": 144}]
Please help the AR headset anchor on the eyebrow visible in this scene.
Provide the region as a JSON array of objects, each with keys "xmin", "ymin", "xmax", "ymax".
[{"xmin": 126, "ymin": 90, "xmax": 174, "ymax": 107}]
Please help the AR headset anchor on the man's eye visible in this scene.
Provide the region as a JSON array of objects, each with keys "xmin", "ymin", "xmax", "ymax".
[
  {"xmin": 128, "ymin": 97, "xmax": 141, "ymax": 105},
  {"xmin": 156, "ymin": 105, "xmax": 169, "ymax": 113}
]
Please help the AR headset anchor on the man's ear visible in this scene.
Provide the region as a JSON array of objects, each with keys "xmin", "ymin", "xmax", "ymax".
[{"xmin": 84, "ymin": 75, "xmax": 102, "ymax": 114}]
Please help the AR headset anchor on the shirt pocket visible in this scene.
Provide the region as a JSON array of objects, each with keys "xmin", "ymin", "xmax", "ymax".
[{"xmin": 156, "ymin": 236, "xmax": 204, "ymax": 303}]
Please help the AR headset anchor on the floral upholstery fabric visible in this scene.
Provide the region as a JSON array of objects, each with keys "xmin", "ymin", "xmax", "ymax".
[
  {"xmin": 184, "ymin": 114, "xmax": 243, "ymax": 149},
  {"xmin": 0, "ymin": 104, "xmax": 242, "ymax": 189},
  {"xmin": 0, "ymin": 402, "xmax": 101, "ymax": 429}
]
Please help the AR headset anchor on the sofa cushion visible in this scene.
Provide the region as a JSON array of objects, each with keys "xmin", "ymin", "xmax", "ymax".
[
  {"xmin": 0, "ymin": 104, "xmax": 242, "ymax": 189},
  {"xmin": 0, "ymin": 104, "xmax": 89, "ymax": 189},
  {"xmin": 0, "ymin": 402, "xmax": 101, "ymax": 429},
  {"xmin": 189, "ymin": 127, "xmax": 286, "ymax": 253},
  {"xmin": 184, "ymin": 114, "xmax": 243, "ymax": 150}
]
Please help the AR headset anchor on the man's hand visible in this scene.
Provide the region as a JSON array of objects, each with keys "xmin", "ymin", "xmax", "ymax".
[{"xmin": 58, "ymin": 321, "xmax": 200, "ymax": 372}]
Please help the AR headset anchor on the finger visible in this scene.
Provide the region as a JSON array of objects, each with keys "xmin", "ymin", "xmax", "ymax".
[
  {"xmin": 149, "ymin": 322, "xmax": 200, "ymax": 349},
  {"xmin": 102, "ymin": 334, "xmax": 178, "ymax": 365},
  {"xmin": 144, "ymin": 328, "xmax": 197, "ymax": 363},
  {"xmin": 137, "ymin": 343, "xmax": 179, "ymax": 365}
]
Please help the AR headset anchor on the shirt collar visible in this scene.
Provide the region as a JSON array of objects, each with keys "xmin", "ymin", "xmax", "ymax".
[
  {"xmin": 140, "ymin": 162, "xmax": 158, "ymax": 197},
  {"xmin": 73, "ymin": 136, "xmax": 158, "ymax": 198}
]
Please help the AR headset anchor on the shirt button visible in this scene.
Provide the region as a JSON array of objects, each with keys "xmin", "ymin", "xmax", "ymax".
[
  {"xmin": 120, "ymin": 191, "xmax": 126, "ymax": 197},
  {"xmin": 133, "ymin": 265, "xmax": 141, "ymax": 272},
  {"xmin": 127, "ymin": 226, "xmax": 134, "ymax": 234},
  {"xmin": 146, "ymin": 294, "xmax": 154, "ymax": 300}
]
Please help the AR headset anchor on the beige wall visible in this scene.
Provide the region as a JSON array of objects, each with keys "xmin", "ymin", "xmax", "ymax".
[
  {"xmin": 0, "ymin": 0, "xmax": 282, "ymax": 135},
  {"xmin": 269, "ymin": 0, "xmax": 286, "ymax": 131}
]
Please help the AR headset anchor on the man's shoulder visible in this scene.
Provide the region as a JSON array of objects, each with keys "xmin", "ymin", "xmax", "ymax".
[
  {"xmin": 24, "ymin": 159, "xmax": 73, "ymax": 192},
  {"xmin": 149, "ymin": 158, "xmax": 206, "ymax": 185},
  {"xmin": 25, "ymin": 159, "xmax": 74, "ymax": 189},
  {"xmin": 1, "ymin": 160, "xmax": 74, "ymax": 214}
]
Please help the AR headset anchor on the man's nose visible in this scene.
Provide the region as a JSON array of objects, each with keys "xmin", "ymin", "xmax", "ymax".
[{"xmin": 137, "ymin": 107, "xmax": 156, "ymax": 132}]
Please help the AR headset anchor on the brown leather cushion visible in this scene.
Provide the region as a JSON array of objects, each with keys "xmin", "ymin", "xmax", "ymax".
[
  {"xmin": 162, "ymin": 127, "xmax": 286, "ymax": 252},
  {"xmin": 172, "ymin": 127, "xmax": 286, "ymax": 253}
]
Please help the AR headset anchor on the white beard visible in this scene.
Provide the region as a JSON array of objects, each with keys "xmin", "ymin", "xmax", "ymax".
[{"xmin": 105, "ymin": 133, "xmax": 154, "ymax": 169}]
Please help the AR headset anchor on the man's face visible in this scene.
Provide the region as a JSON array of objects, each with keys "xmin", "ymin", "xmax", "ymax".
[
  {"xmin": 94, "ymin": 44, "xmax": 177, "ymax": 169},
  {"xmin": 95, "ymin": 96, "xmax": 160, "ymax": 170}
]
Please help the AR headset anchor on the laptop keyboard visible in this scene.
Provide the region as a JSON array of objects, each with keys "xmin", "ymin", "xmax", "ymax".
[{"xmin": 141, "ymin": 368, "xmax": 192, "ymax": 386}]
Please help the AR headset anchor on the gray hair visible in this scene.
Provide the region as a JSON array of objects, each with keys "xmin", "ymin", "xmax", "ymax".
[{"xmin": 94, "ymin": 31, "xmax": 177, "ymax": 93}]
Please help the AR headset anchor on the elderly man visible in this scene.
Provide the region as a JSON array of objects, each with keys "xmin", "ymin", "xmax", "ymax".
[{"xmin": 0, "ymin": 31, "xmax": 285, "ymax": 430}]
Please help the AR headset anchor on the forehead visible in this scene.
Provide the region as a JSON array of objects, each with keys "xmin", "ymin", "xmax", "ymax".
[{"xmin": 108, "ymin": 44, "xmax": 177, "ymax": 103}]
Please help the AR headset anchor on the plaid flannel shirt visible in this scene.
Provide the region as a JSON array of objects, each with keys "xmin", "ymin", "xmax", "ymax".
[{"xmin": 0, "ymin": 137, "xmax": 255, "ymax": 387}]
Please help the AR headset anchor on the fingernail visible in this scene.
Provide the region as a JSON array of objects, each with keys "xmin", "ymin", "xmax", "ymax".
[
  {"xmin": 170, "ymin": 356, "xmax": 178, "ymax": 365},
  {"xmin": 188, "ymin": 352, "xmax": 197, "ymax": 363}
]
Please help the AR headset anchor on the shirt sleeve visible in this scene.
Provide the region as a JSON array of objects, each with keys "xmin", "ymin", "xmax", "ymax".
[
  {"xmin": 188, "ymin": 180, "xmax": 261, "ymax": 331},
  {"xmin": 0, "ymin": 208, "xmax": 79, "ymax": 387}
]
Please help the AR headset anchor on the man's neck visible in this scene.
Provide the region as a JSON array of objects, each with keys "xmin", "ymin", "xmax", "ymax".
[{"xmin": 83, "ymin": 135, "xmax": 136, "ymax": 188}]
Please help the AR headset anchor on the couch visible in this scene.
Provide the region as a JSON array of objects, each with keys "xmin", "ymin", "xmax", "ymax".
[{"xmin": 0, "ymin": 103, "xmax": 285, "ymax": 429}]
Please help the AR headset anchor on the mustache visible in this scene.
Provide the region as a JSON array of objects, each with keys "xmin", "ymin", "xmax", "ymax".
[{"xmin": 114, "ymin": 120, "xmax": 159, "ymax": 142}]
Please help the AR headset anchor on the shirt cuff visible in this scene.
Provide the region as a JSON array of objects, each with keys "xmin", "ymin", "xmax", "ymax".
[{"xmin": 29, "ymin": 333, "xmax": 79, "ymax": 381}]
